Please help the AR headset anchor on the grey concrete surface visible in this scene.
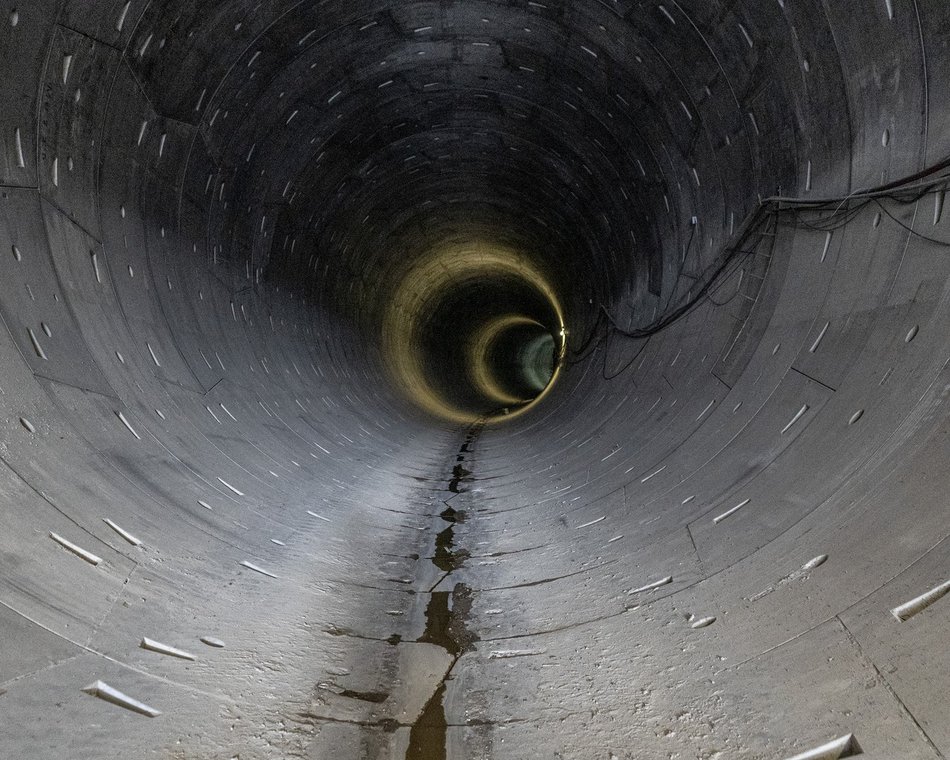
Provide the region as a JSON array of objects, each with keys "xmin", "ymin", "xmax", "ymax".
[{"xmin": 1, "ymin": 1, "xmax": 949, "ymax": 758}]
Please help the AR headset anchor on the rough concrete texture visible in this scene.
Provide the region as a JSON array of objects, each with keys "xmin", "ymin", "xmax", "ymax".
[{"xmin": 1, "ymin": 1, "xmax": 949, "ymax": 759}]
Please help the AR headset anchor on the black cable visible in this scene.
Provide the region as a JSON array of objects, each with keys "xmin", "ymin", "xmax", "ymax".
[
  {"xmin": 568, "ymin": 307, "xmax": 606, "ymax": 359},
  {"xmin": 568, "ymin": 162, "xmax": 950, "ymax": 381},
  {"xmin": 566, "ymin": 220, "xmax": 698, "ymax": 368},
  {"xmin": 607, "ymin": 232, "xmax": 766, "ymax": 340},
  {"xmin": 873, "ymin": 198, "xmax": 950, "ymax": 248},
  {"xmin": 602, "ymin": 333, "xmax": 650, "ymax": 380},
  {"xmin": 584, "ymin": 225, "xmax": 764, "ymax": 380}
]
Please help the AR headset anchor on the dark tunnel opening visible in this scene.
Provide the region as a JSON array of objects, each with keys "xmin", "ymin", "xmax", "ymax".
[{"xmin": 1, "ymin": 1, "xmax": 950, "ymax": 759}]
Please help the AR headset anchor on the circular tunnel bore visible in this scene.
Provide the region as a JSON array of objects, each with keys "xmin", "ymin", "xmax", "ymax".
[
  {"xmin": 381, "ymin": 240, "xmax": 566, "ymax": 421},
  {"xmin": 470, "ymin": 317, "xmax": 558, "ymax": 404},
  {"xmin": 1, "ymin": 2, "xmax": 950, "ymax": 759}
]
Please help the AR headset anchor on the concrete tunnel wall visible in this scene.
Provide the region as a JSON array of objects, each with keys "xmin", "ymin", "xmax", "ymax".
[{"xmin": 0, "ymin": 1, "xmax": 949, "ymax": 758}]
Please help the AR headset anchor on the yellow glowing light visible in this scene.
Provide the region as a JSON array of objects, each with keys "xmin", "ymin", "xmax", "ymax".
[
  {"xmin": 468, "ymin": 315, "xmax": 544, "ymax": 407},
  {"xmin": 380, "ymin": 240, "xmax": 566, "ymax": 423}
]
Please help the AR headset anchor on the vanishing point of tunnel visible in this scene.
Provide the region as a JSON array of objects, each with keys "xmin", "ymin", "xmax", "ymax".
[{"xmin": 1, "ymin": 1, "xmax": 949, "ymax": 758}]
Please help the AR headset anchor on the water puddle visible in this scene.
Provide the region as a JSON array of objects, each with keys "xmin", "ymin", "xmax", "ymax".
[
  {"xmin": 417, "ymin": 584, "xmax": 476, "ymax": 657},
  {"xmin": 447, "ymin": 464, "xmax": 472, "ymax": 494},
  {"xmin": 409, "ymin": 582, "xmax": 476, "ymax": 758},
  {"xmin": 433, "ymin": 527, "xmax": 469, "ymax": 572},
  {"xmin": 406, "ymin": 426, "xmax": 482, "ymax": 759}
]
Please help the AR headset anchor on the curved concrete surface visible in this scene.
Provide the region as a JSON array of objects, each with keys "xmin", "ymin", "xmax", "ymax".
[{"xmin": 1, "ymin": 2, "xmax": 949, "ymax": 758}]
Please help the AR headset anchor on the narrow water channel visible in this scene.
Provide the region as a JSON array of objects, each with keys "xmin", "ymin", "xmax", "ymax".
[{"xmin": 405, "ymin": 425, "xmax": 482, "ymax": 759}]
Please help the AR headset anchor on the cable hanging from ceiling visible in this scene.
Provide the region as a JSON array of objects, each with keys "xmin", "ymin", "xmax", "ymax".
[{"xmin": 570, "ymin": 160, "xmax": 950, "ymax": 380}]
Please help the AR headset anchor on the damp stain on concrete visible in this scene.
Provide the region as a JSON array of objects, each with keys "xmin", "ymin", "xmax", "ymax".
[{"xmin": 339, "ymin": 689, "xmax": 390, "ymax": 704}]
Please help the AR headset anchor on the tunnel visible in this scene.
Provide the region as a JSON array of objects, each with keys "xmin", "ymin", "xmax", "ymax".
[{"xmin": 1, "ymin": 1, "xmax": 949, "ymax": 758}]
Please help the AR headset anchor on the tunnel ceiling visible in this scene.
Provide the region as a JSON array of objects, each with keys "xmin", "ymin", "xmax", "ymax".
[
  {"xmin": 120, "ymin": 0, "xmax": 791, "ymax": 420},
  {"xmin": 1, "ymin": 0, "xmax": 950, "ymax": 758}
]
